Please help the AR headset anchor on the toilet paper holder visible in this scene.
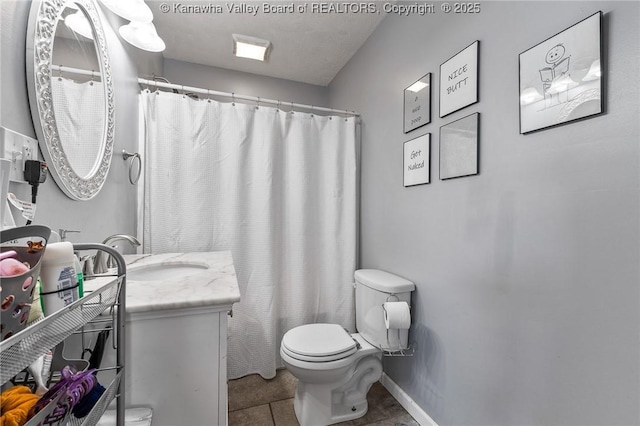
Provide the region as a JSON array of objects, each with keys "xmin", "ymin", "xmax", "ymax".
[
  {"xmin": 383, "ymin": 326, "xmax": 415, "ymax": 357},
  {"xmin": 381, "ymin": 301, "xmax": 414, "ymax": 357},
  {"xmin": 380, "ymin": 341, "xmax": 415, "ymax": 357}
]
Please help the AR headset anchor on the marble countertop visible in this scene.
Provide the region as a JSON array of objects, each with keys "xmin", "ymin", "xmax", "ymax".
[{"xmin": 86, "ymin": 251, "xmax": 240, "ymax": 314}]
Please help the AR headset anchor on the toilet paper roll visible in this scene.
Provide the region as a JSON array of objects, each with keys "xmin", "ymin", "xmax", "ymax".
[{"xmin": 382, "ymin": 301, "xmax": 411, "ymax": 330}]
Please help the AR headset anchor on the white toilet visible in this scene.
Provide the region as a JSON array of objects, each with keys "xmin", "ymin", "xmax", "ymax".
[{"xmin": 280, "ymin": 269, "xmax": 415, "ymax": 425}]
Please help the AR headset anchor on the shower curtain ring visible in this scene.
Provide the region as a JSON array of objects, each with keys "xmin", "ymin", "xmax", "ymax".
[
  {"xmin": 58, "ymin": 65, "xmax": 64, "ymax": 81},
  {"xmin": 290, "ymin": 101, "xmax": 294, "ymax": 114},
  {"xmin": 256, "ymin": 96, "xmax": 260, "ymax": 110},
  {"xmin": 207, "ymin": 89, "xmax": 212, "ymax": 103},
  {"xmin": 232, "ymin": 93, "xmax": 235, "ymax": 106},
  {"xmin": 90, "ymin": 70, "xmax": 95, "ymax": 86},
  {"xmin": 277, "ymin": 100, "xmax": 281, "ymax": 111},
  {"xmin": 311, "ymin": 105, "xmax": 314, "ymax": 117}
]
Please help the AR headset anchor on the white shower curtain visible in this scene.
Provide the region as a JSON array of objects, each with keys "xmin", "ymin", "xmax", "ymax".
[
  {"xmin": 140, "ymin": 91, "xmax": 358, "ymax": 379},
  {"xmin": 51, "ymin": 77, "xmax": 105, "ymax": 178}
]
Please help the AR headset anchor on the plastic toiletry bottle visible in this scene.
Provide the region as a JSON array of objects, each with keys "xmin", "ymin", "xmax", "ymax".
[
  {"xmin": 28, "ymin": 279, "xmax": 44, "ymax": 323},
  {"xmin": 74, "ymin": 254, "xmax": 84, "ymax": 298},
  {"xmin": 40, "ymin": 241, "xmax": 80, "ymax": 316}
]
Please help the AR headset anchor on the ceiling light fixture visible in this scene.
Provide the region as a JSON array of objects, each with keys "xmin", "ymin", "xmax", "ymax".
[
  {"xmin": 97, "ymin": 0, "xmax": 165, "ymax": 53},
  {"xmin": 519, "ymin": 87, "xmax": 544, "ymax": 105},
  {"xmin": 548, "ymin": 75, "xmax": 578, "ymax": 94},
  {"xmin": 65, "ymin": 11, "xmax": 94, "ymax": 40},
  {"xmin": 406, "ymin": 81, "xmax": 429, "ymax": 93},
  {"xmin": 233, "ymin": 34, "xmax": 272, "ymax": 62},
  {"xmin": 119, "ymin": 21, "xmax": 166, "ymax": 52},
  {"xmin": 582, "ymin": 59, "xmax": 601, "ymax": 81},
  {"xmin": 98, "ymin": 0, "xmax": 153, "ymax": 23}
]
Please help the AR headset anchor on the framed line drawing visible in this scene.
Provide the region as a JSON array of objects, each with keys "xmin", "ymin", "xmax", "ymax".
[
  {"xmin": 519, "ymin": 11, "xmax": 603, "ymax": 134},
  {"xmin": 403, "ymin": 133, "xmax": 430, "ymax": 187},
  {"xmin": 439, "ymin": 41, "xmax": 479, "ymax": 118},
  {"xmin": 404, "ymin": 73, "xmax": 431, "ymax": 133},
  {"xmin": 439, "ymin": 113, "xmax": 479, "ymax": 180}
]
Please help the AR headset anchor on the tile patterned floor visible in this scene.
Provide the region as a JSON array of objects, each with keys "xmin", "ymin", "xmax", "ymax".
[{"xmin": 228, "ymin": 369, "xmax": 419, "ymax": 426}]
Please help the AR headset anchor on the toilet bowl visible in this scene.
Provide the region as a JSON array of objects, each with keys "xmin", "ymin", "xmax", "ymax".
[
  {"xmin": 280, "ymin": 324, "xmax": 382, "ymax": 425},
  {"xmin": 280, "ymin": 269, "xmax": 415, "ymax": 426}
]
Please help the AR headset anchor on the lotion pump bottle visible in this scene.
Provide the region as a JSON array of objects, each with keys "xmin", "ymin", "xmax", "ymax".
[{"xmin": 40, "ymin": 242, "xmax": 80, "ymax": 316}]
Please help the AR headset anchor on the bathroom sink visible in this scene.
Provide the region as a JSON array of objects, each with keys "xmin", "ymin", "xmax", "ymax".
[{"xmin": 127, "ymin": 263, "xmax": 208, "ymax": 281}]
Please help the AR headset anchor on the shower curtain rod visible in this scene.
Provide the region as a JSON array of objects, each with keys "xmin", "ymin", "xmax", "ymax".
[
  {"xmin": 137, "ymin": 77, "xmax": 360, "ymax": 117},
  {"xmin": 51, "ymin": 64, "xmax": 101, "ymax": 78}
]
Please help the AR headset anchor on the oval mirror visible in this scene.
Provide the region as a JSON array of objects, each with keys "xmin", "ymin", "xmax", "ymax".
[{"xmin": 26, "ymin": 0, "xmax": 114, "ymax": 201}]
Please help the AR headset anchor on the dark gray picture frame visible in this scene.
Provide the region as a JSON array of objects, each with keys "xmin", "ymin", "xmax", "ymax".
[
  {"xmin": 439, "ymin": 113, "xmax": 479, "ymax": 180},
  {"xmin": 439, "ymin": 41, "xmax": 479, "ymax": 118},
  {"xmin": 404, "ymin": 73, "xmax": 431, "ymax": 133},
  {"xmin": 519, "ymin": 11, "xmax": 603, "ymax": 134},
  {"xmin": 403, "ymin": 133, "xmax": 430, "ymax": 187}
]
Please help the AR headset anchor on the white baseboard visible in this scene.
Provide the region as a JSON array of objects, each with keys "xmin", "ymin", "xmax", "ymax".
[{"xmin": 380, "ymin": 373, "xmax": 439, "ymax": 426}]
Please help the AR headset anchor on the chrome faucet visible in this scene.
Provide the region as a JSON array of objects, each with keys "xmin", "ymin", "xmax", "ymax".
[
  {"xmin": 93, "ymin": 234, "xmax": 141, "ymax": 274},
  {"xmin": 59, "ymin": 228, "xmax": 81, "ymax": 241}
]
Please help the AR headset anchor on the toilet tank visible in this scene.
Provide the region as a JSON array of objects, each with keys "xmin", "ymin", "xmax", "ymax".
[{"xmin": 355, "ymin": 269, "xmax": 415, "ymax": 350}]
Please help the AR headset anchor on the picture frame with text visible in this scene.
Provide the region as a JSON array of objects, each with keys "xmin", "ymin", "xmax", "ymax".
[
  {"xmin": 439, "ymin": 41, "xmax": 479, "ymax": 118},
  {"xmin": 404, "ymin": 73, "xmax": 431, "ymax": 133}
]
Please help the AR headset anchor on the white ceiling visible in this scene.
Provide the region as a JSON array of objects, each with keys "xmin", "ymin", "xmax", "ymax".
[{"xmin": 147, "ymin": 0, "xmax": 387, "ymax": 86}]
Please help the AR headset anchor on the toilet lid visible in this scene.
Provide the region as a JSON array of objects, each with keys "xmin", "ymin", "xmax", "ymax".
[{"xmin": 282, "ymin": 323, "xmax": 357, "ymax": 361}]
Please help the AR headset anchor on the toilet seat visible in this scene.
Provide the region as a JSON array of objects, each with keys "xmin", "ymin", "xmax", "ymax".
[{"xmin": 282, "ymin": 323, "xmax": 357, "ymax": 362}]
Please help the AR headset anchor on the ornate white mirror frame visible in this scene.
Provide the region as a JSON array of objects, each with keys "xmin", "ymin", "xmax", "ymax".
[{"xmin": 26, "ymin": 0, "xmax": 114, "ymax": 201}]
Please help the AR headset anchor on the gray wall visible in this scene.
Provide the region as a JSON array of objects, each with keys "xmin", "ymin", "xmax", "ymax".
[
  {"xmin": 163, "ymin": 58, "xmax": 329, "ymax": 108},
  {"xmin": 1, "ymin": 0, "xmax": 139, "ymax": 245},
  {"xmin": 329, "ymin": 2, "xmax": 639, "ymax": 425}
]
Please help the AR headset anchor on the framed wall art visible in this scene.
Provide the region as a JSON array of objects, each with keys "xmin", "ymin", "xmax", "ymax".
[
  {"xmin": 403, "ymin": 133, "xmax": 430, "ymax": 187},
  {"xmin": 439, "ymin": 41, "xmax": 479, "ymax": 118},
  {"xmin": 439, "ymin": 113, "xmax": 479, "ymax": 180},
  {"xmin": 404, "ymin": 73, "xmax": 431, "ymax": 133},
  {"xmin": 519, "ymin": 11, "xmax": 603, "ymax": 134}
]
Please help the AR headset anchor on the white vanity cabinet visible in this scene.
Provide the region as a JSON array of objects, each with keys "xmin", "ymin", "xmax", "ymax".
[
  {"xmin": 126, "ymin": 306, "xmax": 231, "ymax": 426},
  {"xmin": 119, "ymin": 251, "xmax": 240, "ymax": 426}
]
